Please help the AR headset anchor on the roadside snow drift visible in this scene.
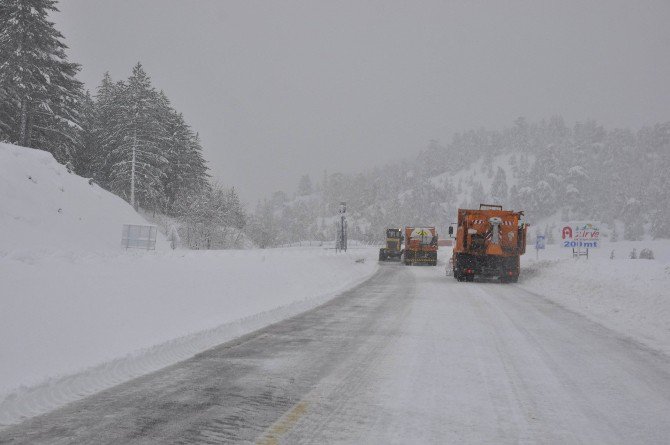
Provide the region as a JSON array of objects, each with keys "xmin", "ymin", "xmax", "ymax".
[
  {"xmin": 0, "ymin": 143, "xmax": 378, "ymax": 426},
  {"xmin": 519, "ymin": 241, "xmax": 670, "ymax": 356},
  {"xmin": 0, "ymin": 142, "xmax": 164, "ymax": 252}
]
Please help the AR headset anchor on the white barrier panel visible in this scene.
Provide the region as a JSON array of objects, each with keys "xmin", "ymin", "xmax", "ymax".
[{"xmin": 122, "ymin": 224, "xmax": 157, "ymax": 250}]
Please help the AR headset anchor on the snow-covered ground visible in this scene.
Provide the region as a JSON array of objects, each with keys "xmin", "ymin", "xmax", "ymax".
[
  {"xmin": 518, "ymin": 240, "xmax": 670, "ymax": 355},
  {"xmin": 2, "ymin": 142, "xmax": 669, "ymax": 431},
  {"xmin": 0, "ymin": 144, "xmax": 378, "ymax": 425},
  {"xmin": 0, "ymin": 142, "xmax": 168, "ymax": 252}
]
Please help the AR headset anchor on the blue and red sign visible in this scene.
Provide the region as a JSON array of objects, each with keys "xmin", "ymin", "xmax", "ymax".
[{"xmin": 561, "ymin": 222, "xmax": 600, "ymax": 248}]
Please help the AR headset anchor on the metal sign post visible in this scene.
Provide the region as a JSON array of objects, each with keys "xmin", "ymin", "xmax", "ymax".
[{"xmin": 535, "ymin": 234, "xmax": 545, "ymax": 260}]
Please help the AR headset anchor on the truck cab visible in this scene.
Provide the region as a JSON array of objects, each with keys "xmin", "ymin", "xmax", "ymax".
[{"xmin": 379, "ymin": 228, "xmax": 403, "ymax": 261}]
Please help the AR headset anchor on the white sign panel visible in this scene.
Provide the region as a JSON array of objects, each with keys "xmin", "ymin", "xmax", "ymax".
[{"xmin": 560, "ymin": 222, "xmax": 600, "ymax": 248}]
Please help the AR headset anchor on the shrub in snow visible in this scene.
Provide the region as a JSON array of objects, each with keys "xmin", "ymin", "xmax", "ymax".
[
  {"xmin": 629, "ymin": 248, "xmax": 637, "ymax": 259},
  {"xmin": 639, "ymin": 248, "xmax": 655, "ymax": 260}
]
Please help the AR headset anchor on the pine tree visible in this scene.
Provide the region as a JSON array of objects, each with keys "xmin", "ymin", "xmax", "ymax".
[
  {"xmin": 0, "ymin": 0, "xmax": 83, "ymax": 162},
  {"xmin": 88, "ymin": 73, "xmax": 122, "ymax": 187},
  {"xmin": 297, "ymin": 174, "xmax": 313, "ymax": 196},
  {"xmin": 223, "ymin": 187, "xmax": 246, "ymax": 229},
  {"xmin": 469, "ymin": 182, "xmax": 486, "ymax": 208},
  {"xmin": 622, "ymin": 198, "xmax": 644, "ymax": 241},
  {"xmin": 159, "ymin": 93, "xmax": 209, "ymax": 214},
  {"xmin": 71, "ymin": 91, "xmax": 98, "ymax": 177},
  {"xmin": 108, "ymin": 63, "xmax": 167, "ymax": 210},
  {"xmin": 610, "ymin": 223, "xmax": 619, "ymax": 242},
  {"xmin": 248, "ymin": 199, "xmax": 279, "ymax": 248},
  {"xmin": 490, "ymin": 167, "xmax": 508, "ymax": 205},
  {"xmin": 564, "ymin": 165, "xmax": 590, "ymax": 218},
  {"xmin": 646, "ymin": 123, "xmax": 670, "ymax": 238}
]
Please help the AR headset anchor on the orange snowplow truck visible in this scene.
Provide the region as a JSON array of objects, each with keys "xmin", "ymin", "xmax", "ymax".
[
  {"xmin": 449, "ymin": 204, "xmax": 527, "ymax": 282},
  {"xmin": 404, "ymin": 226, "xmax": 438, "ymax": 266}
]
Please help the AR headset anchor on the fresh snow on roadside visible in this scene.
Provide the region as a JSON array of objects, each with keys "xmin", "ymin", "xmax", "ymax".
[
  {"xmin": 518, "ymin": 240, "xmax": 670, "ymax": 356},
  {"xmin": 0, "ymin": 144, "xmax": 378, "ymax": 425},
  {"xmin": 0, "ymin": 142, "xmax": 167, "ymax": 252},
  {"xmin": 3, "ymin": 142, "xmax": 669, "ymax": 430},
  {"xmin": 0, "ymin": 247, "xmax": 377, "ymax": 426}
]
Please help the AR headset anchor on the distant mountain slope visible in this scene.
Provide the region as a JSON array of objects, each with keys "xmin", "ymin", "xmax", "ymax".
[
  {"xmin": 250, "ymin": 118, "xmax": 670, "ymax": 246},
  {"xmin": 0, "ymin": 142, "xmax": 163, "ymax": 252}
]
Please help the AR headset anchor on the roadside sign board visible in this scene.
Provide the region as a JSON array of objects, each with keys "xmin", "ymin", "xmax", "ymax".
[
  {"xmin": 122, "ymin": 224, "xmax": 157, "ymax": 250},
  {"xmin": 560, "ymin": 222, "xmax": 600, "ymax": 248},
  {"xmin": 536, "ymin": 235, "xmax": 546, "ymax": 250}
]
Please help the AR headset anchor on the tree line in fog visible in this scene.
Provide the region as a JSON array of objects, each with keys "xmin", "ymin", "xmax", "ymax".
[{"xmin": 251, "ymin": 117, "xmax": 669, "ymax": 246}]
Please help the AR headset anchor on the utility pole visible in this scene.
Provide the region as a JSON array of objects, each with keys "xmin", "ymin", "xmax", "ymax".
[
  {"xmin": 337, "ymin": 201, "xmax": 347, "ymax": 252},
  {"xmin": 19, "ymin": 97, "xmax": 29, "ymax": 147},
  {"xmin": 130, "ymin": 129, "xmax": 137, "ymax": 209}
]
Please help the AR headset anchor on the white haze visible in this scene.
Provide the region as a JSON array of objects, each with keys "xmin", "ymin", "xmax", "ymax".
[{"xmin": 53, "ymin": 0, "xmax": 670, "ymax": 203}]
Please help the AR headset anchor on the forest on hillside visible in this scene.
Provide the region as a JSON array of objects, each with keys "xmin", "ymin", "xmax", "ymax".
[{"xmin": 249, "ymin": 117, "xmax": 670, "ymax": 247}]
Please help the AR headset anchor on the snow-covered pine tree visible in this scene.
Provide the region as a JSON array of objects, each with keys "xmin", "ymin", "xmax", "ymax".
[
  {"xmin": 650, "ymin": 204, "xmax": 670, "ymax": 239},
  {"xmin": 469, "ymin": 182, "xmax": 486, "ymax": 208},
  {"xmin": 419, "ymin": 139, "xmax": 449, "ymax": 177},
  {"xmin": 108, "ymin": 63, "xmax": 168, "ymax": 210},
  {"xmin": 610, "ymin": 222, "xmax": 619, "ymax": 242},
  {"xmin": 622, "ymin": 198, "xmax": 644, "ymax": 241},
  {"xmin": 159, "ymin": 92, "xmax": 209, "ymax": 214},
  {"xmin": 0, "ymin": 0, "xmax": 83, "ymax": 163},
  {"xmin": 223, "ymin": 187, "xmax": 246, "ymax": 229},
  {"xmin": 297, "ymin": 174, "xmax": 313, "ymax": 196},
  {"xmin": 490, "ymin": 167, "xmax": 508, "ymax": 205},
  {"xmin": 85, "ymin": 73, "xmax": 123, "ymax": 188},
  {"xmin": 564, "ymin": 165, "xmax": 590, "ymax": 218},
  {"xmin": 247, "ymin": 199, "xmax": 280, "ymax": 248},
  {"xmin": 646, "ymin": 123, "xmax": 670, "ymax": 239},
  {"xmin": 71, "ymin": 91, "xmax": 98, "ymax": 178}
]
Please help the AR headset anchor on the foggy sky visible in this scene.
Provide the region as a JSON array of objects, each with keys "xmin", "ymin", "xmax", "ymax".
[{"xmin": 53, "ymin": 0, "xmax": 670, "ymax": 204}]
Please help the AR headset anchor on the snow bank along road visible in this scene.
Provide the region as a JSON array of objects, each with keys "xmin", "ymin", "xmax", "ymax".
[{"xmin": 2, "ymin": 265, "xmax": 669, "ymax": 444}]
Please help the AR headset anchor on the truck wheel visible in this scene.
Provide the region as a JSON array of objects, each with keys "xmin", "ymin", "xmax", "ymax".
[
  {"xmin": 465, "ymin": 274, "xmax": 474, "ymax": 282},
  {"xmin": 500, "ymin": 275, "xmax": 518, "ymax": 283}
]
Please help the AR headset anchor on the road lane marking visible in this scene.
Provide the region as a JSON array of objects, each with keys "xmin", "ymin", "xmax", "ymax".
[{"xmin": 256, "ymin": 400, "xmax": 309, "ymax": 445}]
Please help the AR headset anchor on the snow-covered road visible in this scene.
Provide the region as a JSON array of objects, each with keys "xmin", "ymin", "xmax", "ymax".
[{"xmin": 2, "ymin": 264, "xmax": 669, "ymax": 444}]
